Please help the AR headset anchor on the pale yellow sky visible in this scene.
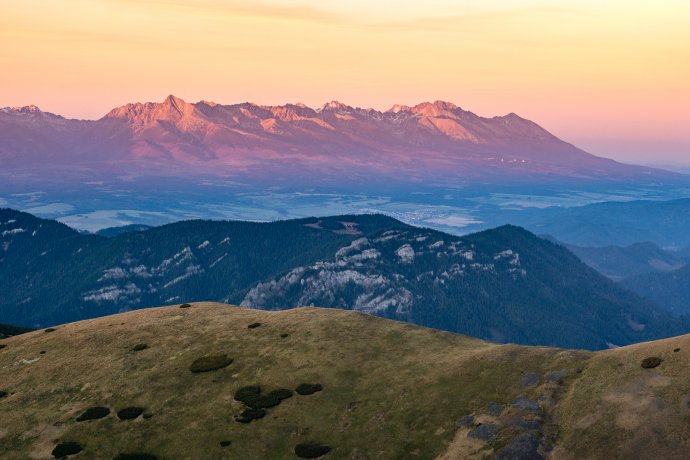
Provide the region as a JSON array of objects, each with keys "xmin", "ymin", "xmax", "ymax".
[{"xmin": 1, "ymin": 0, "xmax": 689, "ymax": 161}]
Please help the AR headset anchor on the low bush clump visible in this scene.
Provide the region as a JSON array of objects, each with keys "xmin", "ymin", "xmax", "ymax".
[
  {"xmin": 235, "ymin": 386, "xmax": 293, "ymax": 409},
  {"xmin": 143, "ymin": 413, "xmax": 153, "ymax": 419},
  {"xmin": 76, "ymin": 406, "xmax": 110, "ymax": 421},
  {"xmin": 248, "ymin": 322, "xmax": 262, "ymax": 329},
  {"xmin": 236, "ymin": 407, "xmax": 266, "ymax": 423},
  {"xmin": 280, "ymin": 333, "xmax": 289, "ymax": 338},
  {"xmin": 132, "ymin": 344, "xmax": 149, "ymax": 351},
  {"xmin": 117, "ymin": 407, "xmax": 145, "ymax": 420},
  {"xmin": 270, "ymin": 388, "xmax": 294, "ymax": 401},
  {"xmin": 190, "ymin": 355, "xmax": 233, "ymax": 373},
  {"xmin": 114, "ymin": 454, "xmax": 157, "ymax": 460},
  {"xmin": 234, "ymin": 385, "xmax": 261, "ymax": 406},
  {"xmin": 0, "ymin": 390, "xmax": 8, "ymax": 398},
  {"xmin": 641, "ymin": 357, "xmax": 663, "ymax": 369},
  {"xmin": 294, "ymin": 443, "xmax": 332, "ymax": 458},
  {"xmin": 674, "ymin": 348, "xmax": 680, "ymax": 352},
  {"xmin": 44, "ymin": 328, "xmax": 56, "ymax": 333},
  {"xmin": 220, "ymin": 441, "xmax": 232, "ymax": 447},
  {"xmin": 179, "ymin": 303, "xmax": 191, "ymax": 308},
  {"xmin": 51, "ymin": 442, "xmax": 83, "ymax": 458},
  {"xmin": 296, "ymin": 383, "xmax": 323, "ymax": 396},
  {"xmin": 0, "ymin": 344, "xmax": 6, "ymax": 350}
]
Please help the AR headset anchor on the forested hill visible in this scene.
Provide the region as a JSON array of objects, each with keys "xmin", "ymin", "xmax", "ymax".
[
  {"xmin": 0, "ymin": 322, "xmax": 33, "ymax": 339},
  {"xmin": 1, "ymin": 208, "xmax": 686, "ymax": 349}
]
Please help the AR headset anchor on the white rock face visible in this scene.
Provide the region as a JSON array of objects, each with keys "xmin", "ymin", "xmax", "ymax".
[{"xmin": 396, "ymin": 244, "xmax": 415, "ymax": 263}]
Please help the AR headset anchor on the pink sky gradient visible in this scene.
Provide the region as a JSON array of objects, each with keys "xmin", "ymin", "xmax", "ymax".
[{"xmin": 1, "ymin": 0, "xmax": 689, "ymax": 164}]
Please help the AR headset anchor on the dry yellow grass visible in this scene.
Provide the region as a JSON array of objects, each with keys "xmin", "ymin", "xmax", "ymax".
[{"xmin": 0, "ymin": 302, "xmax": 686, "ymax": 459}]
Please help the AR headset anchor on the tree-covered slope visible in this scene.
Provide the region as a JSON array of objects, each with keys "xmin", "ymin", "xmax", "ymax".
[
  {"xmin": 1, "ymin": 208, "xmax": 686, "ymax": 349},
  {"xmin": 0, "ymin": 322, "xmax": 33, "ymax": 339},
  {"xmin": 621, "ymin": 265, "xmax": 690, "ymax": 316},
  {"xmin": 566, "ymin": 241, "xmax": 687, "ymax": 280}
]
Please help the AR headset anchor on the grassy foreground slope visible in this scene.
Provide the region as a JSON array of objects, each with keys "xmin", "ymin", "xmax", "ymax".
[{"xmin": 0, "ymin": 303, "xmax": 687, "ymax": 459}]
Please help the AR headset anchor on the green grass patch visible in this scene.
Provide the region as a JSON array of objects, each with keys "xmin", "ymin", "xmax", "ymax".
[{"xmin": 190, "ymin": 355, "xmax": 233, "ymax": 373}]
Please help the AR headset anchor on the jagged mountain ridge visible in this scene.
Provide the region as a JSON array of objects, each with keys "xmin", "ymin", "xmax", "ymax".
[
  {"xmin": 1, "ymin": 208, "xmax": 687, "ymax": 349},
  {"xmin": 0, "ymin": 96, "xmax": 671, "ymax": 182}
]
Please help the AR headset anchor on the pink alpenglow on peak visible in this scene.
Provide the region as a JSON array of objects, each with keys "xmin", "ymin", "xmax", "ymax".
[{"xmin": 0, "ymin": 95, "xmax": 674, "ymax": 184}]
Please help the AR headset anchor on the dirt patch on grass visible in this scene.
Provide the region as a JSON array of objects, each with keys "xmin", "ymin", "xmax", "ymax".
[{"xmin": 437, "ymin": 426, "xmax": 487, "ymax": 460}]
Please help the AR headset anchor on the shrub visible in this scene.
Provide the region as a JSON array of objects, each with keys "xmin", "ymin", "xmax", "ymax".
[
  {"xmin": 132, "ymin": 344, "xmax": 148, "ymax": 351},
  {"xmin": 235, "ymin": 385, "xmax": 293, "ymax": 415},
  {"xmin": 179, "ymin": 303, "xmax": 191, "ymax": 308},
  {"xmin": 641, "ymin": 357, "xmax": 663, "ymax": 369},
  {"xmin": 294, "ymin": 443, "xmax": 332, "ymax": 458},
  {"xmin": 0, "ymin": 390, "xmax": 7, "ymax": 398},
  {"xmin": 51, "ymin": 442, "xmax": 83, "ymax": 458},
  {"xmin": 114, "ymin": 454, "xmax": 157, "ymax": 460},
  {"xmin": 248, "ymin": 322, "xmax": 261, "ymax": 329},
  {"xmin": 270, "ymin": 388, "xmax": 293, "ymax": 401},
  {"xmin": 674, "ymin": 348, "xmax": 680, "ymax": 352},
  {"xmin": 76, "ymin": 406, "xmax": 110, "ymax": 421},
  {"xmin": 280, "ymin": 333, "xmax": 289, "ymax": 338},
  {"xmin": 220, "ymin": 441, "xmax": 231, "ymax": 447},
  {"xmin": 236, "ymin": 407, "xmax": 266, "ymax": 423},
  {"xmin": 0, "ymin": 344, "xmax": 6, "ymax": 350},
  {"xmin": 44, "ymin": 328, "xmax": 56, "ymax": 333},
  {"xmin": 234, "ymin": 385, "xmax": 261, "ymax": 406},
  {"xmin": 117, "ymin": 407, "xmax": 144, "ymax": 420},
  {"xmin": 190, "ymin": 355, "xmax": 233, "ymax": 373},
  {"xmin": 143, "ymin": 413, "xmax": 153, "ymax": 419},
  {"xmin": 296, "ymin": 383, "xmax": 323, "ymax": 395}
]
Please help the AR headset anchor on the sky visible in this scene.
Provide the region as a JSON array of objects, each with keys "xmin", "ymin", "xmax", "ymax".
[{"xmin": 1, "ymin": 0, "xmax": 689, "ymax": 164}]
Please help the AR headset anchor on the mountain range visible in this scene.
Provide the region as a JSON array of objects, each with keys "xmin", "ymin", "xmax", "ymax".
[
  {"xmin": 0, "ymin": 96, "xmax": 676, "ymax": 185},
  {"xmin": 1, "ymin": 208, "xmax": 687, "ymax": 350}
]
